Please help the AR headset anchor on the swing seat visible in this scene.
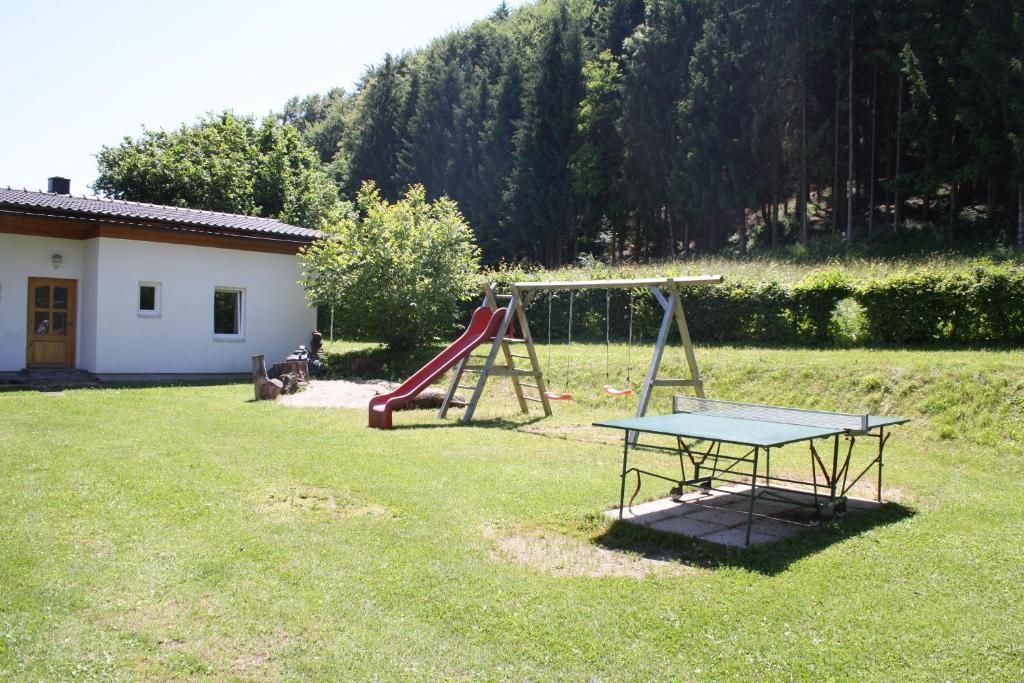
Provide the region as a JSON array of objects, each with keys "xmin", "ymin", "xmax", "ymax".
[
  {"xmin": 602, "ymin": 384, "xmax": 633, "ymax": 396},
  {"xmin": 543, "ymin": 391, "xmax": 573, "ymax": 401}
]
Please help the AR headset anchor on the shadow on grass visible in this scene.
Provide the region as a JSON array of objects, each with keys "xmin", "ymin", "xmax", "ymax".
[
  {"xmin": 387, "ymin": 416, "xmax": 547, "ymax": 432},
  {"xmin": 593, "ymin": 502, "xmax": 915, "ymax": 576},
  {"xmin": 323, "ymin": 344, "xmax": 448, "ymax": 382}
]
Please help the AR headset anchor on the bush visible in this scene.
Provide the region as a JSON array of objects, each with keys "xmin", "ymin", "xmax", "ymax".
[
  {"xmin": 789, "ymin": 269, "xmax": 853, "ymax": 343},
  {"xmin": 476, "ymin": 261, "xmax": 1024, "ymax": 347},
  {"xmin": 855, "ymin": 264, "xmax": 1024, "ymax": 345},
  {"xmin": 300, "ymin": 182, "xmax": 482, "ymax": 349}
]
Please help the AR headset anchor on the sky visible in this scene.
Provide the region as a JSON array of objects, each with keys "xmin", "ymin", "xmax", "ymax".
[{"xmin": 0, "ymin": 0, "xmax": 528, "ymax": 197}]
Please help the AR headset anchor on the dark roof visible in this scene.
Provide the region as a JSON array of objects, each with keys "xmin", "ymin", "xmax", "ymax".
[{"xmin": 0, "ymin": 187, "xmax": 319, "ymax": 241}]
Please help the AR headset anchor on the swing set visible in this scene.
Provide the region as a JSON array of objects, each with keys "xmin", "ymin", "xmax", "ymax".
[
  {"xmin": 540, "ymin": 289, "xmax": 636, "ymax": 401},
  {"xmin": 437, "ymin": 276, "xmax": 723, "ymax": 428}
]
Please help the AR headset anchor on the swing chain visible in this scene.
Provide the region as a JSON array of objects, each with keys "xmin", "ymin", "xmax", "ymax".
[{"xmin": 626, "ymin": 291, "xmax": 634, "ymax": 384}]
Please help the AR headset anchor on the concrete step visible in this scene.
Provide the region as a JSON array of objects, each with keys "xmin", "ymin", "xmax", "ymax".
[{"xmin": 2, "ymin": 368, "xmax": 102, "ymax": 389}]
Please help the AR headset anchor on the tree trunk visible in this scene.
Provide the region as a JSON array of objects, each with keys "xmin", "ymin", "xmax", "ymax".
[
  {"xmin": 846, "ymin": 9, "xmax": 855, "ymax": 242},
  {"xmin": 667, "ymin": 209, "xmax": 677, "ymax": 258},
  {"xmin": 949, "ymin": 182, "xmax": 958, "ymax": 240},
  {"xmin": 868, "ymin": 64, "xmax": 878, "ymax": 243},
  {"xmin": 738, "ymin": 208, "xmax": 748, "ymax": 254},
  {"xmin": 893, "ymin": 72, "xmax": 903, "ymax": 239},
  {"xmin": 833, "ymin": 49, "xmax": 841, "ymax": 237},
  {"xmin": 1018, "ymin": 180, "xmax": 1024, "ymax": 248},
  {"xmin": 799, "ymin": 16, "xmax": 809, "ymax": 246},
  {"xmin": 771, "ymin": 196, "xmax": 779, "ymax": 248},
  {"xmin": 633, "ymin": 213, "xmax": 641, "ymax": 263},
  {"xmin": 987, "ymin": 179, "xmax": 997, "ymax": 227}
]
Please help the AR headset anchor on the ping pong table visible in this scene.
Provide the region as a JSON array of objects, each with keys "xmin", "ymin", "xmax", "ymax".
[{"xmin": 594, "ymin": 397, "xmax": 908, "ymax": 545}]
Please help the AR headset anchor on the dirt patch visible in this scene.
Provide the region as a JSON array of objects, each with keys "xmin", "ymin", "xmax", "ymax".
[
  {"xmin": 234, "ymin": 653, "xmax": 269, "ymax": 673},
  {"xmin": 256, "ymin": 486, "xmax": 392, "ymax": 520},
  {"xmin": 278, "ymin": 379, "xmax": 397, "ymax": 409},
  {"xmin": 486, "ymin": 526, "xmax": 690, "ymax": 578}
]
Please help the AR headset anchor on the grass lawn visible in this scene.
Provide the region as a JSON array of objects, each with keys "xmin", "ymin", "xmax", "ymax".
[{"xmin": 2, "ymin": 344, "xmax": 1023, "ymax": 680}]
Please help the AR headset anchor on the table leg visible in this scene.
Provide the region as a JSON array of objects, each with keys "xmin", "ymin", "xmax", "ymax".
[
  {"xmin": 618, "ymin": 434, "xmax": 629, "ymax": 519},
  {"xmin": 831, "ymin": 435, "xmax": 840, "ymax": 508},
  {"xmin": 745, "ymin": 447, "xmax": 760, "ymax": 546},
  {"xmin": 877, "ymin": 426, "xmax": 885, "ymax": 502}
]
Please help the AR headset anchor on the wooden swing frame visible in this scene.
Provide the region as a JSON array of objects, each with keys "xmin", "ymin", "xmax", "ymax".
[{"xmin": 439, "ymin": 276, "xmax": 723, "ymax": 440}]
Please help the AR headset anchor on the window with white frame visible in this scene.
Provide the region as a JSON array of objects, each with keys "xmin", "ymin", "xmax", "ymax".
[
  {"xmin": 138, "ymin": 282, "xmax": 161, "ymax": 317},
  {"xmin": 213, "ymin": 287, "xmax": 244, "ymax": 339}
]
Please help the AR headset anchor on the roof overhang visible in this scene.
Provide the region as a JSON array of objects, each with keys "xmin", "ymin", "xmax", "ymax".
[{"xmin": 0, "ymin": 206, "xmax": 315, "ymax": 255}]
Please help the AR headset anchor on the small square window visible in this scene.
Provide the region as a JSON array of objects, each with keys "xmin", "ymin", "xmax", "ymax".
[
  {"xmin": 214, "ymin": 288, "xmax": 244, "ymax": 339},
  {"xmin": 138, "ymin": 282, "xmax": 161, "ymax": 317}
]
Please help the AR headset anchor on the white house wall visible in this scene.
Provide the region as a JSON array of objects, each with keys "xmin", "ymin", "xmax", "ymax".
[
  {"xmin": 0, "ymin": 232, "xmax": 316, "ymax": 375},
  {"xmin": 91, "ymin": 237, "xmax": 315, "ymax": 376},
  {"xmin": 0, "ymin": 233, "xmax": 86, "ymax": 371}
]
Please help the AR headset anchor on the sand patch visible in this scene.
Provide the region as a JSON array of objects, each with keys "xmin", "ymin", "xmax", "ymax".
[
  {"xmin": 278, "ymin": 379, "xmax": 397, "ymax": 409},
  {"xmin": 486, "ymin": 526, "xmax": 690, "ymax": 578}
]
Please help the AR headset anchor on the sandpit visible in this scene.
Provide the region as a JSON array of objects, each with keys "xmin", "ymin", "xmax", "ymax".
[{"xmin": 278, "ymin": 379, "xmax": 397, "ymax": 409}]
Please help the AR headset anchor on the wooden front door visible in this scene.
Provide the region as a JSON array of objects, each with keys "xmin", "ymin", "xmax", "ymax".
[{"xmin": 26, "ymin": 277, "xmax": 77, "ymax": 367}]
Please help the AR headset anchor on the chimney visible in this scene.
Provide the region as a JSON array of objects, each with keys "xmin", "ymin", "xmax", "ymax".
[{"xmin": 47, "ymin": 177, "xmax": 70, "ymax": 195}]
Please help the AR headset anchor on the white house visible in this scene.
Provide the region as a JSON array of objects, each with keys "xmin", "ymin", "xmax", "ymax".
[{"xmin": 0, "ymin": 179, "xmax": 318, "ymax": 380}]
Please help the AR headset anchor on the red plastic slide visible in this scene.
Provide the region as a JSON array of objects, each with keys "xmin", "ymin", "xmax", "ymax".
[{"xmin": 368, "ymin": 306, "xmax": 506, "ymax": 429}]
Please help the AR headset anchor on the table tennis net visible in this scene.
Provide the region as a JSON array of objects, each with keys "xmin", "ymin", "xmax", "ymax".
[{"xmin": 672, "ymin": 396, "xmax": 869, "ymax": 432}]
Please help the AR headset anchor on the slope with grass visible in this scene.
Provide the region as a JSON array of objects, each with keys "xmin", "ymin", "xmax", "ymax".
[{"xmin": 1, "ymin": 345, "xmax": 1022, "ymax": 679}]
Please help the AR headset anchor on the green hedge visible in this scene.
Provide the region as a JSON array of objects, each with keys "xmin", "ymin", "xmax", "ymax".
[
  {"xmin": 467, "ymin": 263, "xmax": 1024, "ymax": 347},
  {"xmin": 855, "ymin": 266, "xmax": 1024, "ymax": 344}
]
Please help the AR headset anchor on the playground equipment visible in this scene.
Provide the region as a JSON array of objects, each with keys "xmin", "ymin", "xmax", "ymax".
[
  {"xmin": 543, "ymin": 291, "xmax": 573, "ymax": 401},
  {"xmin": 438, "ymin": 276, "xmax": 723, "ymax": 432},
  {"xmin": 602, "ymin": 290, "xmax": 634, "ymax": 396},
  {"xmin": 368, "ymin": 306, "xmax": 505, "ymax": 429}
]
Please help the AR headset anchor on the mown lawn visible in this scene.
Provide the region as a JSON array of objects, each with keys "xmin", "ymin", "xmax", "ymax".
[{"xmin": 2, "ymin": 345, "xmax": 1023, "ymax": 680}]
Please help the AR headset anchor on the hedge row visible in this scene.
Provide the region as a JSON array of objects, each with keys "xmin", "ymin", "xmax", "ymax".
[{"xmin": 472, "ymin": 263, "xmax": 1024, "ymax": 346}]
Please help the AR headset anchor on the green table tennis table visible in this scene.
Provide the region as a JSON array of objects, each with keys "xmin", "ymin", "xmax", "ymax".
[{"xmin": 594, "ymin": 397, "xmax": 908, "ymax": 545}]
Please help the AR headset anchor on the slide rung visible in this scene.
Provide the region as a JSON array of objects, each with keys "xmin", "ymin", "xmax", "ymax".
[
  {"xmin": 524, "ymin": 397, "xmax": 545, "ymax": 403},
  {"xmin": 520, "ymin": 383, "xmax": 539, "ymax": 390},
  {"xmin": 457, "ymin": 384, "xmax": 477, "ymax": 391},
  {"xmin": 509, "ymin": 353, "xmax": 530, "ymax": 360}
]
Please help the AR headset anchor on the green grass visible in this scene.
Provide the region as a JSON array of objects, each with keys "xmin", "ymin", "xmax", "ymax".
[{"xmin": 2, "ymin": 344, "xmax": 1023, "ymax": 680}]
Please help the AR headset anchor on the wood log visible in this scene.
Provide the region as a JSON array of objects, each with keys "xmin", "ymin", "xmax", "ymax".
[
  {"xmin": 252, "ymin": 355, "xmax": 283, "ymax": 401},
  {"xmin": 270, "ymin": 359, "xmax": 309, "ymax": 382}
]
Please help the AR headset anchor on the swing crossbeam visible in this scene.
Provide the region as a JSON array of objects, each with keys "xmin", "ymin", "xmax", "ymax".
[
  {"xmin": 510, "ymin": 275, "xmax": 723, "ymax": 291},
  {"xmin": 439, "ymin": 275, "xmax": 723, "ymax": 429}
]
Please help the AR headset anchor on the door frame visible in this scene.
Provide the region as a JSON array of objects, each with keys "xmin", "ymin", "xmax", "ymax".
[{"xmin": 26, "ymin": 276, "xmax": 78, "ymax": 368}]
